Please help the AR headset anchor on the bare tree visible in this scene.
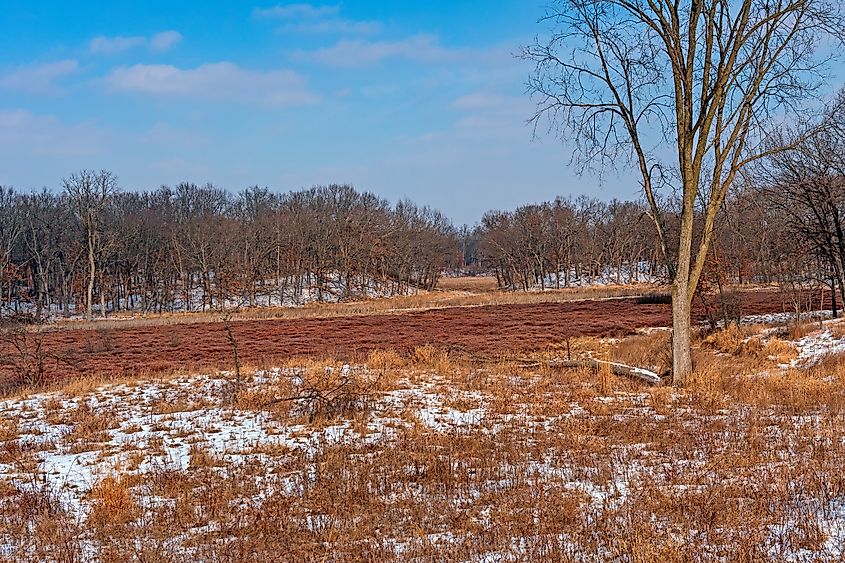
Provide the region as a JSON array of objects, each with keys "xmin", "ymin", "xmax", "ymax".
[
  {"xmin": 63, "ymin": 170, "xmax": 119, "ymax": 321},
  {"xmin": 0, "ymin": 187, "xmax": 24, "ymax": 319},
  {"xmin": 0, "ymin": 322, "xmax": 80, "ymax": 391},
  {"xmin": 20, "ymin": 190, "xmax": 64, "ymax": 322},
  {"xmin": 524, "ymin": 0, "xmax": 844, "ymax": 383},
  {"xmin": 757, "ymin": 95, "xmax": 845, "ymax": 310}
]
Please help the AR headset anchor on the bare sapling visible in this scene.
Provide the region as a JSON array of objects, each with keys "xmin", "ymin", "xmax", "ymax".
[{"xmin": 222, "ymin": 311, "xmax": 241, "ymax": 404}]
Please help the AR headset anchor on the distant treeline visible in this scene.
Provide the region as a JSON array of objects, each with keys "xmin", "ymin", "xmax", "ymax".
[
  {"xmin": 0, "ymin": 166, "xmax": 840, "ymax": 321},
  {"xmin": 0, "ymin": 176, "xmax": 456, "ymax": 321},
  {"xmin": 471, "ymin": 197, "xmax": 664, "ymax": 290},
  {"xmin": 470, "ymin": 186, "xmax": 836, "ymax": 305}
]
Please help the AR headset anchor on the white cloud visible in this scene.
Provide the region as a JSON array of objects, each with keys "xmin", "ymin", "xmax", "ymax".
[
  {"xmin": 105, "ymin": 62, "xmax": 319, "ymax": 106},
  {"xmin": 89, "ymin": 31, "xmax": 182, "ymax": 55},
  {"xmin": 0, "ymin": 60, "xmax": 79, "ymax": 94},
  {"xmin": 253, "ymin": 3, "xmax": 339, "ymax": 19},
  {"xmin": 448, "ymin": 91, "xmax": 536, "ymax": 139},
  {"xmin": 254, "ymin": 3, "xmax": 377, "ymax": 35},
  {"xmin": 150, "ymin": 31, "xmax": 183, "ymax": 53},
  {"xmin": 297, "ymin": 35, "xmax": 466, "ymax": 67},
  {"xmin": 89, "ymin": 35, "xmax": 145, "ymax": 55}
]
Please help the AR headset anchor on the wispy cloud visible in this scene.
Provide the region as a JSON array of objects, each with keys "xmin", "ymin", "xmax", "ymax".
[
  {"xmin": 254, "ymin": 3, "xmax": 378, "ymax": 35},
  {"xmin": 89, "ymin": 35, "xmax": 145, "ymax": 55},
  {"xmin": 89, "ymin": 30, "xmax": 182, "ymax": 55},
  {"xmin": 149, "ymin": 31, "xmax": 183, "ymax": 53},
  {"xmin": 0, "ymin": 60, "xmax": 79, "ymax": 94},
  {"xmin": 253, "ymin": 3, "xmax": 340, "ymax": 19},
  {"xmin": 448, "ymin": 91, "xmax": 536, "ymax": 138},
  {"xmin": 105, "ymin": 62, "xmax": 319, "ymax": 106},
  {"xmin": 296, "ymin": 35, "xmax": 466, "ymax": 67}
]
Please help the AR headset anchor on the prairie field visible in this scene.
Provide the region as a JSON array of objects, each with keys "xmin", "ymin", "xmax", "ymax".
[
  {"xmin": 2, "ymin": 288, "xmax": 845, "ymax": 562},
  {"xmin": 0, "ymin": 285, "xmax": 816, "ymax": 389},
  {"xmin": 5, "ymin": 0, "xmax": 845, "ymax": 560}
]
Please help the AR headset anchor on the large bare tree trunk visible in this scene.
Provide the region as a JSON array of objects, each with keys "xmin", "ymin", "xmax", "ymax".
[{"xmin": 671, "ymin": 283, "xmax": 693, "ymax": 385}]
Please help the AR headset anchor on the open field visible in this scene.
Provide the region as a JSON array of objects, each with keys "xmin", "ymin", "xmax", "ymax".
[
  {"xmin": 0, "ymin": 287, "xmax": 830, "ymax": 389},
  {"xmin": 3, "ymin": 284, "xmax": 844, "ymax": 561},
  {"xmin": 6, "ymin": 0, "xmax": 845, "ymax": 559},
  {"xmin": 45, "ymin": 283, "xmax": 665, "ymax": 331},
  {"xmin": 2, "ymin": 318, "xmax": 845, "ymax": 561}
]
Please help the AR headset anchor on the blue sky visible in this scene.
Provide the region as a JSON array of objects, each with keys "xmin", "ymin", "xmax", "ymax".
[
  {"xmin": 3, "ymin": 1, "xmax": 834, "ymax": 226},
  {"xmin": 0, "ymin": 0, "xmax": 619, "ymax": 225}
]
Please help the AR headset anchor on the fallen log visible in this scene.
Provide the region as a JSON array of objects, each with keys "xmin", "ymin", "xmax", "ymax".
[
  {"xmin": 548, "ymin": 358, "xmax": 664, "ymax": 386},
  {"xmin": 448, "ymin": 346, "xmax": 665, "ymax": 386}
]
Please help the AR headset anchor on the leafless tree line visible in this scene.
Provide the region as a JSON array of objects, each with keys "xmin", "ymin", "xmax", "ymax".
[
  {"xmin": 474, "ymin": 197, "xmax": 665, "ymax": 290},
  {"xmin": 0, "ymin": 178, "xmax": 457, "ymax": 321},
  {"xmin": 3, "ymin": 149, "xmax": 845, "ymax": 326},
  {"xmin": 752, "ymin": 102, "xmax": 845, "ymax": 313},
  {"xmin": 473, "ymin": 164, "xmax": 845, "ymax": 309}
]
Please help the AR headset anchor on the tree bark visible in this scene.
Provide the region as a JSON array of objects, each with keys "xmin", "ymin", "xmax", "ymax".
[{"xmin": 671, "ymin": 282, "xmax": 693, "ymax": 385}]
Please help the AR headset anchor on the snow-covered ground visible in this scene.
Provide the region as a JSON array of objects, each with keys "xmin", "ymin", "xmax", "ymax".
[
  {"xmin": 539, "ymin": 262, "xmax": 665, "ymax": 289},
  {"xmin": 2, "ymin": 321, "xmax": 845, "ymax": 559},
  {"xmin": 740, "ymin": 309, "xmax": 833, "ymax": 327},
  {"xmin": 0, "ymin": 367, "xmax": 497, "ymax": 520},
  {"xmin": 789, "ymin": 324, "xmax": 845, "ymax": 367}
]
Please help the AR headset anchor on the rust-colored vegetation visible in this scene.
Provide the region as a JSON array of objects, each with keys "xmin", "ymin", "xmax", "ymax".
[{"xmin": 0, "ymin": 288, "xmax": 820, "ymax": 390}]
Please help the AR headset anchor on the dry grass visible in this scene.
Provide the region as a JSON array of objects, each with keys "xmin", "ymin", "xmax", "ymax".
[
  {"xmin": 1, "ymin": 323, "xmax": 845, "ymax": 561},
  {"xmin": 612, "ymin": 329, "xmax": 673, "ymax": 374},
  {"xmin": 436, "ymin": 276, "xmax": 500, "ymax": 292},
  {"xmin": 86, "ymin": 475, "xmax": 139, "ymax": 529},
  {"xmin": 44, "ymin": 283, "xmax": 665, "ymax": 333},
  {"xmin": 699, "ymin": 323, "xmax": 800, "ymax": 368}
]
